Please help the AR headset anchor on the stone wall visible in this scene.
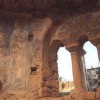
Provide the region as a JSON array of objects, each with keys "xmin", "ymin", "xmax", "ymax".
[
  {"xmin": 0, "ymin": 10, "xmax": 100, "ymax": 100},
  {"xmin": 0, "ymin": 17, "xmax": 53, "ymax": 99},
  {"xmin": 52, "ymin": 11, "xmax": 100, "ymax": 46},
  {"xmin": 0, "ymin": 90, "xmax": 100, "ymax": 100}
]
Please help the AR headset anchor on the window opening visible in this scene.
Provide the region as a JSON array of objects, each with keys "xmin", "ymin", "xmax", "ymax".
[
  {"xmin": 83, "ymin": 41, "xmax": 100, "ymax": 91},
  {"xmin": 57, "ymin": 47, "xmax": 74, "ymax": 96}
]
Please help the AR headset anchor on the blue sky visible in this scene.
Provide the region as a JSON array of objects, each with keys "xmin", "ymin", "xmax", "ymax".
[{"xmin": 57, "ymin": 41, "xmax": 99, "ymax": 81}]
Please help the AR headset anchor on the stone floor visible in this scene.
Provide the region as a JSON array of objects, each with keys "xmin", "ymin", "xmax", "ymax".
[{"xmin": 0, "ymin": 88, "xmax": 100, "ymax": 100}]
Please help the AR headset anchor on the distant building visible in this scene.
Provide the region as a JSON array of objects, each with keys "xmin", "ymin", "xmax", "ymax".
[
  {"xmin": 86, "ymin": 67, "xmax": 100, "ymax": 91},
  {"xmin": 59, "ymin": 81, "xmax": 74, "ymax": 93}
]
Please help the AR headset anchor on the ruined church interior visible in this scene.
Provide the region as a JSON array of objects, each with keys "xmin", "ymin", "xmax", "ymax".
[{"xmin": 0, "ymin": 0, "xmax": 100, "ymax": 100}]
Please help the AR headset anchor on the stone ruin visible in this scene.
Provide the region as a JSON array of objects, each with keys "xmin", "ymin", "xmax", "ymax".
[{"xmin": 0, "ymin": 0, "xmax": 100, "ymax": 100}]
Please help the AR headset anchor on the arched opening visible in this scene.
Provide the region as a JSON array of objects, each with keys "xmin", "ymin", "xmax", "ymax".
[
  {"xmin": 79, "ymin": 34, "xmax": 88, "ymax": 47},
  {"xmin": 83, "ymin": 41, "xmax": 100, "ymax": 91},
  {"xmin": 42, "ymin": 25, "xmax": 60, "ymax": 97},
  {"xmin": 57, "ymin": 47, "xmax": 74, "ymax": 96},
  {"xmin": 43, "ymin": 39, "xmax": 74, "ymax": 97},
  {"xmin": 83, "ymin": 41, "xmax": 99, "ymax": 69}
]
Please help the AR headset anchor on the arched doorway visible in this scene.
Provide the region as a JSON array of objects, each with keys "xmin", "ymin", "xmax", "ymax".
[
  {"xmin": 83, "ymin": 41, "xmax": 100, "ymax": 91},
  {"xmin": 57, "ymin": 47, "xmax": 74, "ymax": 95},
  {"xmin": 83, "ymin": 41, "xmax": 99, "ymax": 69},
  {"xmin": 42, "ymin": 37, "xmax": 75, "ymax": 97},
  {"xmin": 79, "ymin": 34, "xmax": 100, "ymax": 91},
  {"xmin": 42, "ymin": 39, "xmax": 64, "ymax": 97}
]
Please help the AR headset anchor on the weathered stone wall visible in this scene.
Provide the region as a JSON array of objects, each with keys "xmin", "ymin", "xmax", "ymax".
[
  {"xmin": 0, "ymin": 17, "xmax": 53, "ymax": 99},
  {"xmin": 0, "ymin": 10, "xmax": 100, "ymax": 100},
  {"xmin": 52, "ymin": 11, "xmax": 100, "ymax": 46},
  {"xmin": 41, "ymin": 10, "xmax": 100, "ymax": 99},
  {"xmin": 0, "ymin": 18, "xmax": 14, "ymax": 93}
]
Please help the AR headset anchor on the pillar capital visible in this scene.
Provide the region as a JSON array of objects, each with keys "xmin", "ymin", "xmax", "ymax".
[
  {"xmin": 66, "ymin": 44, "xmax": 86, "ymax": 90},
  {"xmin": 66, "ymin": 44, "xmax": 86, "ymax": 56}
]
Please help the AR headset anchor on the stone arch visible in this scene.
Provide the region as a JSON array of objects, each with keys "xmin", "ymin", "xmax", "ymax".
[
  {"xmin": 43, "ymin": 39, "xmax": 64, "ymax": 97},
  {"xmin": 42, "ymin": 23, "xmax": 64, "ymax": 97},
  {"xmin": 48, "ymin": 40, "xmax": 64, "ymax": 61},
  {"xmin": 78, "ymin": 34, "xmax": 89, "ymax": 47},
  {"xmin": 42, "ymin": 24, "xmax": 59, "ymax": 73},
  {"xmin": 90, "ymin": 36, "xmax": 100, "ymax": 64},
  {"xmin": 78, "ymin": 34, "xmax": 100, "ymax": 91}
]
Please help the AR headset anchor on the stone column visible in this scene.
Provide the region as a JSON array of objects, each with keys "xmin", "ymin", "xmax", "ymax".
[{"xmin": 66, "ymin": 44, "xmax": 85, "ymax": 90}]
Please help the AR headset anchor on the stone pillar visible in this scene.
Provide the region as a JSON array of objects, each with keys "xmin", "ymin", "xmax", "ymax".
[
  {"xmin": 79, "ymin": 51, "xmax": 87, "ymax": 90},
  {"xmin": 71, "ymin": 52, "xmax": 83, "ymax": 89},
  {"xmin": 66, "ymin": 44, "xmax": 85, "ymax": 90}
]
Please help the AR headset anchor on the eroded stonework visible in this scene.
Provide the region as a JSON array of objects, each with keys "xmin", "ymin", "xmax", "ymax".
[{"xmin": 0, "ymin": 1, "xmax": 100, "ymax": 100}]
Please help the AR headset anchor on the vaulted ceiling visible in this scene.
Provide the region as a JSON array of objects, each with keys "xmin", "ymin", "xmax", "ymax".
[{"xmin": 0, "ymin": 0, "xmax": 99, "ymax": 17}]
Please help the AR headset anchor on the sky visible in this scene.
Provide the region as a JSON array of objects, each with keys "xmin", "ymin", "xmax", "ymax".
[{"xmin": 57, "ymin": 41, "xmax": 99, "ymax": 81}]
